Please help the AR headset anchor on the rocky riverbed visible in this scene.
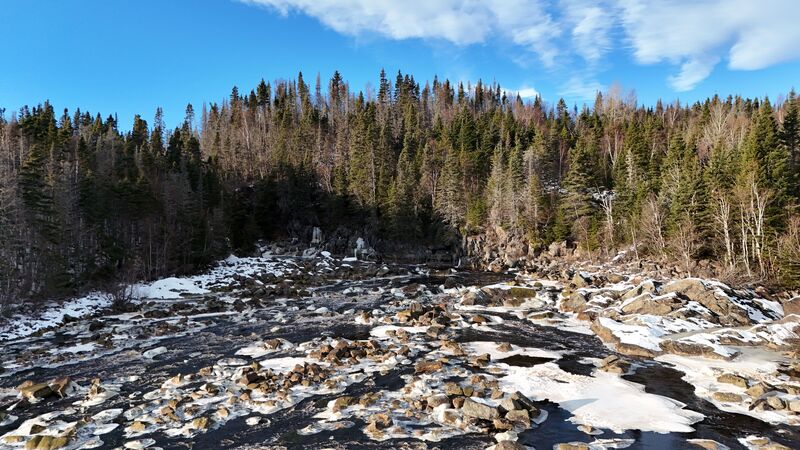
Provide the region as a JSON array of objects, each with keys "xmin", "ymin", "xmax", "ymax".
[{"xmin": 0, "ymin": 247, "xmax": 798, "ymax": 450}]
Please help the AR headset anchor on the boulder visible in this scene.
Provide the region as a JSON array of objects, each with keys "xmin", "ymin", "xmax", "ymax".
[
  {"xmin": 620, "ymin": 295, "xmax": 674, "ymax": 316},
  {"xmin": 746, "ymin": 382, "xmax": 775, "ymax": 398},
  {"xmin": 415, "ymin": 360, "xmax": 444, "ymax": 374},
  {"xmin": 620, "ymin": 280, "xmax": 659, "ymax": 301},
  {"xmin": 427, "ymin": 394, "xmax": 450, "ymax": 408},
  {"xmin": 461, "ymin": 398, "xmax": 500, "ymax": 420},
  {"xmin": 461, "ymin": 290, "xmax": 491, "ymax": 306},
  {"xmin": 661, "ymin": 279, "xmax": 751, "ymax": 326},
  {"xmin": 367, "ymin": 412, "xmax": 393, "ymax": 429},
  {"xmin": 560, "ymin": 292, "xmax": 588, "ymax": 313},
  {"xmin": 716, "ymin": 373, "xmax": 748, "ymax": 389},
  {"xmin": 332, "ymin": 396, "xmax": 355, "ymax": 412},
  {"xmin": 571, "ymin": 272, "xmax": 590, "ymax": 288},
  {"xmin": 505, "ymin": 409, "xmax": 531, "ymax": 427}
]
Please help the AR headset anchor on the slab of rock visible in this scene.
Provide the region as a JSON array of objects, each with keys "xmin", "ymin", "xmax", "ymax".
[
  {"xmin": 554, "ymin": 443, "xmax": 590, "ymax": 450},
  {"xmin": 24, "ymin": 435, "xmax": 69, "ymax": 450},
  {"xmin": 660, "ymin": 340, "xmax": 735, "ymax": 360},
  {"xmin": 461, "ymin": 398, "xmax": 500, "ymax": 421},
  {"xmin": 620, "ymin": 296, "xmax": 673, "ymax": 316},
  {"xmin": 591, "ymin": 319, "xmax": 661, "ymax": 358},
  {"xmin": 746, "ymin": 382, "xmax": 775, "ymax": 398},
  {"xmin": 687, "ymin": 439, "xmax": 728, "ymax": 450},
  {"xmin": 711, "ymin": 392, "xmax": 743, "ymax": 403},
  {"xmin": 494, "ymin": 441, "xmax": 525, "ymax": 450},
  {"xmin": 717, "ymin": 373, "xmax": 748, "ymax": 388},
  {"xmin": 17, "ymin": 381, "xmax": 53, "ymax": 401}
]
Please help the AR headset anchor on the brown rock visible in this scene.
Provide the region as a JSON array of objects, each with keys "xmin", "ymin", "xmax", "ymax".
[
  {"xmin": 555, "ymin": 443, "xmax": 590, "ymax": 450},
  {"xmin": 368, "ymin": 412, "xmax": 393, "ymax": 429},
  {"xmin": 505, "ymin": 408, "xmax": 531, "ymax": 427},
  {"xmin": 712, "ymin": 392, "xmax": 743, "ymax": 403},
  {"xmin": 461, "ymin": 398, "xmax": 500, "ymax": 420},
  {"xmin": 332, "ymin": 395, "xmax": 355, "ymax": 412},
  {"xmin": 717, "ymin": 373, "xmax": 748, "ymax": 389},
  {"xmin": 17, "ymin": 381, "xmax": 53, "ymax": 400},
  {"xmin": 494, "ymin": 441, "xmax": 525, "ymax": 450},
  {"xmin": 415, "ymin": 360, "xmax": 444, "ymax": 374}
]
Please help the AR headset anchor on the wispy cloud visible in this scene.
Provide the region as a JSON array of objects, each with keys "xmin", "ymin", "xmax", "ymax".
[{"xmin": 241, "ymin": 0, "xmax": 800, "ymax": 93}]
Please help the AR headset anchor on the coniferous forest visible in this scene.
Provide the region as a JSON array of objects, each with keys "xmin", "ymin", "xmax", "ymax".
[{"xmin": 2, "ymin": 70, "xmax": 799, "ymax": 305}]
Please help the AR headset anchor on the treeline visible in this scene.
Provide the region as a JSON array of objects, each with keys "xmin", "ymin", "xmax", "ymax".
[{"xmin": 1, "ymin": 71, "xmax": 799, "ymax": 305}]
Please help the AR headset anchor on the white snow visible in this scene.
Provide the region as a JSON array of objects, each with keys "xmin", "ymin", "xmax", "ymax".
[
  {"xmin": 0, "ymin": 292, "xmax": 111, "ymax": 342},
  {"xmin": 134, "ymin": 277, "xmax": 210, "ymax": 299},
  {"xmin": 499, "ymin": 362, "xmax": 704, "ymax": 433},
  {"xmin": 596, "ymin": 317, "xmax": 664, "ymax": 352}
]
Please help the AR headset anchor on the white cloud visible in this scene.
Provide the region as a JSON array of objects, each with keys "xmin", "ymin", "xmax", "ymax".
[
  {"xmin": 510, "ymin": 87, "xmax": 540, "ymax": 99},
  {"xmin": 242, "ymin": 0, "xmax": 560, "ymax": 67},
  {"xmin": 668, "ymin": 55, "xmax": 720, "ymax": 92},
  {"xmin": 242, "ymin": 0, "xmax": 800, "ymax": 92},
  {"xmin": 617, "ymin": 0, "xmax": 800, "ymax": 89}
]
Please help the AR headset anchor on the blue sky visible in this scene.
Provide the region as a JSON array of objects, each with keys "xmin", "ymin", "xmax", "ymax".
[{"xmin": 2, "ymin": 0, "xmax": 799, "ymax": 130}]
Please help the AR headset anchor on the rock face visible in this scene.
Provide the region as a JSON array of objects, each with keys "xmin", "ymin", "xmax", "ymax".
[
  {"xmin": 660, "ymin": 279, "xmax": 751, "ymax": 326},
  {"xmin": 783, "ymin": 297, "xmax": 800, "ymax": 316}
]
